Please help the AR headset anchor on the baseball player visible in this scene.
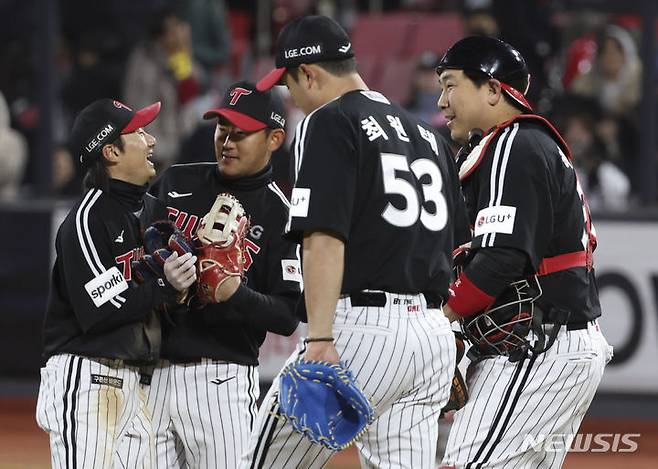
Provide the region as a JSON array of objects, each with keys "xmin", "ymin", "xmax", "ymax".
[
  {"xmin": 436, "ymin": 37, "xmax": 613, "ymax": 468},
  {"xmin": 36, "ymin": 99, "xmax": 197, "ymax": 469},
  {"xmin": 141, "ymin": 81, "xmax": 301, "ymax": 469},
  {"xmin": 243, "ymin": 15, "xmax": 470, "ymax": 468}
]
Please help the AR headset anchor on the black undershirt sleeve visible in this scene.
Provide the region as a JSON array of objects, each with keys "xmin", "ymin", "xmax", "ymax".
[
  {"xmin": 225, "ymin": 284, "xmax": 299, "ymax": 336},
  {"xmin": 464, "ymin": 247, "xmax": 528, "ymax": 298}
]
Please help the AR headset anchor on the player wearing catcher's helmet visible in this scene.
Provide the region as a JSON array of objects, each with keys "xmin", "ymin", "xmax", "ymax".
[
  {"xmin": 36, "ymin": 99, "xmax": 196, "ymax": 468},
  {"xmin": 130, "ymin": 81, "xmax": 301, "ymax": 469},
  {"xmin": 437, "ymin": 36, "xmax": 613, "ymax": 469}
]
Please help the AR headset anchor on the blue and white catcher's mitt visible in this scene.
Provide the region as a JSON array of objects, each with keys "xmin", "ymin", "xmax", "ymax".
[{"xmin": 278, "ymin": 359, "xmax": 375, "ymax": 451}]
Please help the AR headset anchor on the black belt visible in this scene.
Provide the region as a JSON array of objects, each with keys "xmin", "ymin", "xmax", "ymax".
[
  {"xmin": 349, "ymin": 291, "xmax": 442, "ymax": 309},
  {"xmin": 543, "ymin": 321, "xmax": 591, "ymax": 331},
  {"xmin": 566, "ymin": 321, "xmax": 590, "ymax": 331}
]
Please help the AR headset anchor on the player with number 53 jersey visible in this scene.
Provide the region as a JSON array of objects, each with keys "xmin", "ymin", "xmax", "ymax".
[
  {"xmin": 286, "ymin": 89, "xmax": 469, "ymax": 294},
  {"xmin": 243, "ymin": 15, "xmax": 470, "ymax": 469}
]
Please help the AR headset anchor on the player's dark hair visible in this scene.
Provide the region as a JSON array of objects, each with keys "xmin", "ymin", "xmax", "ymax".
[
  {"xmin": 288, "ymin": 57, "xmax": 358, "ymax": 83},
  {"xmin": 82, "ymin": 136, "xmax": 123, "ymax": 192},
  {"xmin": 463, "ymin": 69, "xmax": 526, "ymax": 111},
  {"xmin": 317, "ymin": 57, "xmax": 358, "ymax": 76}
]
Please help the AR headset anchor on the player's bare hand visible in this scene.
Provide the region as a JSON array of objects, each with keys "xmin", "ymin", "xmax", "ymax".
[
  {"xmin": 164, "ymin": 251, "xmax": 197, "ymax": 291},
  {"xmin": 303, "ymin": 341, "xmax": 340, "ymax": 364},
  {"xmin": 215, "ymin": 276, "xmax": 240, "ymax": 302}
]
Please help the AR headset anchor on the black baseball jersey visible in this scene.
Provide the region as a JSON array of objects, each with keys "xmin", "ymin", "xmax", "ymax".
[
  {"xmin": 286, "ymin": 90, "xmax": 469, "ymax": 298},
  {"xmin": 150, "ymin": 162, "xmax": 301, "ymax": 366},
  {"xmin": 43, "ymin": 180, "xmax": 175, "ymax": 362},
  {"xmin": 458, "ymin": 116, "xmax": 601, "ymax": 321}
]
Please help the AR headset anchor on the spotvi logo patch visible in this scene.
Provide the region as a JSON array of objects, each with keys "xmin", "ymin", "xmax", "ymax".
[
  {"xmin": 85, "ymin": 266, "xmax": 128, "ymax": 307},
  {"xmin": 521, "ymin": 433, "xmax": 641, "ymax": 453}
]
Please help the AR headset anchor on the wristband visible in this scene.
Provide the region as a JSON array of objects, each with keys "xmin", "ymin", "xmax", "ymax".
[{"xmin": 304, "ymin": 337, "xmax": 334, "ymax": 344}]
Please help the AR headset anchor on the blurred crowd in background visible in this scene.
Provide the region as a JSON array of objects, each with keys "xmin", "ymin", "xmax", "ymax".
[{"xmin": 0, "ymin": 0, "xmax": 655, "ymax": 212}]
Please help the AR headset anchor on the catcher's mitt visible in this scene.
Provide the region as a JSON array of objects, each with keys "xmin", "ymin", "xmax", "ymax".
[
  {"xmin": 195, "ymin": 193, "xmax": 250, "ymax": 304},
  {"xmin": 441, "ymin": 332, "xmax": 469, "ymax": 417},
  {"xmin": 132, "ymin": 220, "xmax": 194, "ymax": 283},
  {"xmin": 278, "ymin": 359, "xmax": 375, "ymax": 451}
]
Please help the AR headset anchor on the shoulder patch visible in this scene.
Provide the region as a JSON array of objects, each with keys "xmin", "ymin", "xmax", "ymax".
[
  {"xmin": 85, "ymin": 266, "xmax": 128, "ymax": 307},
  {"xmin": 290, "ymin": 188, "xmax": 311, "ymax": 218},
  {"xmin": 474, "ymin": 206, "xmax": 517, "ymax": 237}
]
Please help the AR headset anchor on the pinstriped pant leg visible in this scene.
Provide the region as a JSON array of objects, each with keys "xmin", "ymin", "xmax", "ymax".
[
  {"xmin": 143, "ymin": 362, "xmax": 185, "ymax": 469},
  {"xmin": 442, "ymin": 325, "xmax": 611, "ymax": 469},
  {"xmin": 37, "ymin": 355, "xmax": 149, "ymax": 469},
  {"xmin": 169, "ymin": 360, "xmax": 259, "ymax": 469},
  {"xmin": 241, "ymin": 343, "xmax": 335, "ymax": 469},
  {"xmin": 116, "ymin": 370, "xmax": 155, "ymax": 469},
  {"xmin": 354, "ymin": 302, "xmax": 455, "ymax": 469}
]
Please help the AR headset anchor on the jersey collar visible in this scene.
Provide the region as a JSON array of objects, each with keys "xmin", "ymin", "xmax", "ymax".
[{"xmin": 215, "ymin": 162, "xmax": 273, "ymax": 191}]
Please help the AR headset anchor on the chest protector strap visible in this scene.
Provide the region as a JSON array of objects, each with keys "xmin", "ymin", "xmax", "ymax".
[{"xmin": 458, "ymin": 114, "xmax": 597, "ymax": 275}]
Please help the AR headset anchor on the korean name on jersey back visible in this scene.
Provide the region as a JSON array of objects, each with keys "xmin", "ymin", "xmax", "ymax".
[{"xmin": 85, "ymin": 266, "xmax": 128, "ymax": 307}]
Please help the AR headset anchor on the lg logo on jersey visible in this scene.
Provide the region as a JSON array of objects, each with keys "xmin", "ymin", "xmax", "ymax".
[{"xmin": 474, "ymin": 206, "xmax": 517, "ymax": 237}]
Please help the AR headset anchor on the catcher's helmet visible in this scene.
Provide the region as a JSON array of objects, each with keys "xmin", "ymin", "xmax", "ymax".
[{"xmin": 436, "ymin": 36, "xmax": 532, "ymax": 112}]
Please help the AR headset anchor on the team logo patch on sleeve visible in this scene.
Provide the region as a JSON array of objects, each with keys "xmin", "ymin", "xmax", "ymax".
[
  {"xmin": 281, "ymin": 259, "xmax": 302, "ymax": 283},
  {"xmin": 290, "ymin": 188, "xmax": 311, "ymax": 218},
  {"xmin": 85, "ymin": 266, "xmax": 128, "ymax": 307},
  {"xmin": 474, "ymin": 205, "xmax": 517, "ymax": 237}
]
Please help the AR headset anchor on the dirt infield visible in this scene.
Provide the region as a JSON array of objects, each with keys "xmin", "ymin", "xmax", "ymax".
[{"xmin": 1, "ymin": 396, "xmax": 655, "ymax": 469}]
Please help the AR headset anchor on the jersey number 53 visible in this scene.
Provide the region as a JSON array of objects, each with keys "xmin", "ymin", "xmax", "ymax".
[{"xmin": 380, "ymin": 153, "xmax": 447, "ymax": 231}]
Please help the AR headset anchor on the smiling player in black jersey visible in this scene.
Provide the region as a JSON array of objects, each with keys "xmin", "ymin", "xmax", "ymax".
[
  {"xmin": 436, "ymin": 36, "xmax": 613, "ymax": 469},
  {"xmin": 143, "ymin": 81, "xmax": 301, "ymax": 469}
]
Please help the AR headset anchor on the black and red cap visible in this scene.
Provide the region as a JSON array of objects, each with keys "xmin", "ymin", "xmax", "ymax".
[
  {"xmin": 203, "ymin": 81, "xmax": 286, "ymax": 131},
  {"xmin": 70, "ymin": 99, "xmax": 161, "ymax": 163},
  {"xmin": 436, "ymin": 36, "xmax": 533, "ymax": 112},
  {"xmin": 256, "ymin": 15, "xmax": 354, "ymax": 91}
]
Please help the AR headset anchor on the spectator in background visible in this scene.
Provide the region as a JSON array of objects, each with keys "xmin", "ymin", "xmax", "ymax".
[
  {"xmin": 406, "ymin": 51, "xmax": 445, "ymax": 128},
  {"xmin": 179, "ymin": 0, "xmax": 231, "ymax": 74},
  {"xmin": 569, "ymin": 25, "xmax": 642, "ymax": 194},
  {"xmin": 570, "ymin": 25, "xmax": 642, "ymax": 118},
  {"xmin": 461, "ymin": 0, "xmax": 499, "ymax": 37},
  {"xmin": 491, "ymin": 0, "xmax": 558, "ymax": 108},
  {"xmin": 0, "ymin": 90, "xmax": 27, "ymax": 200},
  {"xmin": 52, "ymin": 145, "xmax": 82, "ymax": 197},
  {"xmin": 123, "ymin": 8, "xmax": 205, "ymax": 169},
  {"xmin": 554, "ymin": 96, "xmax": 630, "ymax": 211}
]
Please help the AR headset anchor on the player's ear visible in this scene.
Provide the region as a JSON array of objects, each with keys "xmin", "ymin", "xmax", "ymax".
[
  {"xmin": 298, "ymin": 64, "xmax": 315, "ymax": 90},
  {"xmin": 101, "ymin": 143, "xmax": 121, "ymax": 163},
  {"xmin": 487, "ymin": 79, "xmax": 503, "ymax": 106},
  {"xmin": 266, "ymin": 128, "xmax": 286, "ymax": 152}
]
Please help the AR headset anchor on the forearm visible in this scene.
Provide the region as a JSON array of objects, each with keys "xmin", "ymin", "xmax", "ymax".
[
  {"xmin": 302, "ymin": 231, "xmax": 345, "ymax": 338},
  {"xmin": 448, "ymin": 247, "xmax": 527, "ymax": 317},
  {"xmin": 226, "ymin": 284, "xmax": 299, "ymax": 336}
]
